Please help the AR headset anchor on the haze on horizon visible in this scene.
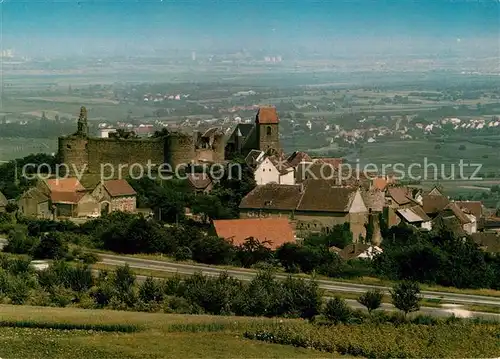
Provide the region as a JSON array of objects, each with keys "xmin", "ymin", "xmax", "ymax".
[{"xmin": 1, "ymin": 0, "xmax": 499, "ymax": 59}]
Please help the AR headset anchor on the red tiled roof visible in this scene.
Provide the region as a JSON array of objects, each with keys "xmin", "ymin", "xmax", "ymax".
[
  {"xmin": 423, "ymin": 194, "xmax": 450, "ymax": 215},
  {"xmin": 213, "ymin": 218, "xmax": 295, "ymax": 250},
  {"xmin": 240, "ymin": 184, "xmax": 303, "ymax": 211},
  {"xmin": 256, "ymin": 107, "xmax": 279, "ymax": 124},
  {"xmin": 50, "ymin": 191, "xmax": 85, "ymax": 204},
  {"xmin": 46, "ymin": 178, "xmax": 85, "ymax": 192},
  {"xmin": 387, "ymin": 187, "xmax": 413, "ymax": 206},
  {"xmin": 103, "ymin": 180, "xmax": 137, "ymax": 197},
  {"xmin": 297, "ymin": 180, "xmax": 359, "ymax": 212},
  {"xmin": 372, "ymin": 177, "xmax": 388, "ymax": 191},
  {"xmin": 454, "ymin": 201, "xmax": 483, "ymax": 219}
]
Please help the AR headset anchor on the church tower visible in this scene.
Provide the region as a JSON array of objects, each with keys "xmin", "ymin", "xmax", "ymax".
[
  {"xmin": 255, "ymin": 106, "xmax": 280, "ymax": 155},
  {"xmin": 76, "ymin": 106, "xmax": 89, "ymax": 137}
]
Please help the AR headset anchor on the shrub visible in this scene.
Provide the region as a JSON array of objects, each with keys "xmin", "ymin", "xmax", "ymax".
[
  {"xmin": 163, "ymin": 296, "xmax": 203, "ymax": 314},
  {"xmin": 357, "ymin": 289, "xmax": 383, "ymax": 314},
  {"xmin": 4, "ymin": 228, "xmax": 38, "ymax": 255},
  {"xmin": 79, "ymin": 252, "xmax": 99, "ymax": 265},
  {"xmin": 323, "ymin": 296, "xmax": 352, "ymax": 324},
  {"xmin": 174, "ymin": 246, "xmax": 192, "ymax": 261},
  {"xmin": 139, "ymin": 276, "xmax": 164, "ymax": 303},
  {"xmin": 91, "ymin": 283, "xmax": 116, "ymax": 308},
  {"xmin": 112, "ymin": 264, "xmax": 136, "ymax": 294},
  {"xmin": 8, "ymin": 276, "xmax": 31, "ymax": 305},
  {"xmin": 32, "ymin": 232, "xmax": 68, "ymax": 260},
  {"xmin": 390, "ymin": 281, "xmax": 421, "ymax": 317},
  {"xmin": 48, "ymin": 285, "xmax": 75, "ymax": 307},
  {"xmin": 162, "ymin": 274, "xmax": 184, "ymax": 296}
]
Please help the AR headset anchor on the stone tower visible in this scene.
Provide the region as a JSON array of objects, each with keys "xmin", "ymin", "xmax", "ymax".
[
  {"xmin": 255, "ymin": 106, "xmax": 280, "ymax": 155},
  {"xmin": 76, "ymin": 106, "xmax": 89, "ymax": 137}
]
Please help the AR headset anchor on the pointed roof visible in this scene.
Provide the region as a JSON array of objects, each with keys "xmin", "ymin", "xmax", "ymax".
[
  {"xmin": 103, "ymin": 180, "xmax": 136, "ymax": 197},
  {"xmin": 256, "ymin": 106, "xmax": 279, "ymax": 124},
  {"xmin": 45, "ymin": 178, "xmax": 85, "ymax": 193}
]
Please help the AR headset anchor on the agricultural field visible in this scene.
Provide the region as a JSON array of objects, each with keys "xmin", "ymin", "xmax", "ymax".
[
  {"xmin": 354, "ymin": 140, "xmax": 500, "ymax": 178},
  {"xmin": 0, "ymin": 305, "xmax": 330, "ymax": 359},
  {"xmin": 0, "ymin": 137, "xmax": 58, "ymax": 162}
]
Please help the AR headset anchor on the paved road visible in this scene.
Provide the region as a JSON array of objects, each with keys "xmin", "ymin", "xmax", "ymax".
[{"xmin": 98, "ymin": 253, "xmax": 500, "ymax": 308}]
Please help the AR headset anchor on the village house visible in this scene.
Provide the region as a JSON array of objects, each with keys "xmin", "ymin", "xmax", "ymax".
[
  {"xmin": 396, "ymin": 205, "xmax": 433, "ymax": 230},
  {"xmin": 454, "ymin": 201, "xmax": 485, "ymax": 230},
  {"xmin": 433, "ymin": 202, "xmax": 477, "ymax": 235},
  {"xmin": 18, "ymin": 177, "xmax": 137, "ymax": 219},
  {"xmin": 239, "ymin": 180, "xmax": 369, "ymax": 241},
  {"xmin": 18, "ymin": 187, "xmax": 51, "ymax": 219},
  {"xmin": 253, "ymin": 155, "xmax": 295, "ymax": 185},
  {"xmin": 338, "ymin": 243, "xmax": 383, "ymax": 261},
  {"xmin": 422, "ymin": 188, "xmax": 451, "ymax": 218},
  {"xmin": 91, "ymin": 179, "xmax": 137, "ymax": 214},
  {"xmin": 40, "ymin": 178, "xmax": 99, "ymax": 219},
  {"xmin": 212, "ymin": 218, "xmax": 296, "ymax": 250}
]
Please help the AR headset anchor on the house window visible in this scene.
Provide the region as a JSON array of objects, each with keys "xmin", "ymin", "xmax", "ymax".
[{"xmin": 266, "ymin": 126, "xmax": 272, "ymax": 136}]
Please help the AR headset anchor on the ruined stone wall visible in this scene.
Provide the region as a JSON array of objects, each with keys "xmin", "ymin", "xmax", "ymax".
[
  {"xmin": 86, "ymin": 138, "xmax": 165, "ymax": 176},
  {"xmin": 166, "ymin": 133, "xmax": 195, "ymax": 170},
  {"xmin": 213, "ymin": 133, "xmax": 226, "ymax": 162},
  {"xmin": 58, "ymin": 137, "xmax": 89, "ymax": 175},
  {"xmin": 58, "ymin": 131, "xmax": 224, "ymax": 178}
]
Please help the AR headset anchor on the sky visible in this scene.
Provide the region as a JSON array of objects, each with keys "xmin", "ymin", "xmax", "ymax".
[{"xmin": 1, "ymin": 0, "xmax": 499, "ymax": 58}]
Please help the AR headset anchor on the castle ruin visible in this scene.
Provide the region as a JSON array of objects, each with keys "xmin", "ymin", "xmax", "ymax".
[{"xmin": 58, "ymin": 106, "xmax": 226, "ymax": 177}]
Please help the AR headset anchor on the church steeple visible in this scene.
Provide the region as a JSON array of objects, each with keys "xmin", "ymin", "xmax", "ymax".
[{"xmin": 76, "ymin": 106, "xmax": 89, "ymax": 137}]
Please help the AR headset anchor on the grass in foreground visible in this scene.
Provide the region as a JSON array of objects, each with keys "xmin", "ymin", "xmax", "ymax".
[{"xmin": 0, "ymin": 305, "xmax": 334, "ymax": 359}]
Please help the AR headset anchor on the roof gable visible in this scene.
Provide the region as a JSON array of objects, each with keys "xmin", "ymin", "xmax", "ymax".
[
  {"xmin": 103, "ymin": 180, "xmax": 137, "ymax": 197},
  {"xmin": 454, "ymin": 201, "xmax": 483, "ymax": 219},
  {"xmin": 45, "ymin": 178, "xmax": 85, "ymax": 192}
]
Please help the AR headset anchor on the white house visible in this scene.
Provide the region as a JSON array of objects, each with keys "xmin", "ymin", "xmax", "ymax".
[{"xmin": 254, "ymin": 156, "xmax": 295, "ymax": 186}]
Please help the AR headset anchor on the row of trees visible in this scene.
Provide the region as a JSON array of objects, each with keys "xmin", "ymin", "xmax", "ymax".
[{"xmin": 5, "ymin": 212, "xmax": 500, "ymax": 291}]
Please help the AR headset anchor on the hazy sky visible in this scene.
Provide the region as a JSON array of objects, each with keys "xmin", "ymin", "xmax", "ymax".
[{"xmin": 2, "ymin": 0, "xmax": 499, "ymax": 57}]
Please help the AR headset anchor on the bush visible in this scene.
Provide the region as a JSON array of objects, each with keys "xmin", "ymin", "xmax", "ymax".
[
  {"xmin": 323, "ymin": 297, "xmax": 352, "ymax": 324},
  {"xmin": 357, "ymin": 289, "xmax": 383, "ymax": 314},
  {"xmin": 174, "ymin": 246, "xmax": 192, "ymax": 261},
  {"xmin": 32, "ymin": 232, "xmax": 68, "ymax": 260},
  {"xmin": 139, "ymin": 276, "xmax": 164, "ymax": 303},
  {"xmin": 163, "ymin": 296, "xmax": 203, "ymax": 314},
  {"xmin": 4, "ymin": 228, "xmax": 38, "ymax": 255},
  {"xmin": 79, "ymin": 252, "xmax": 99, "ymax": 265},
  {"xmin": 8, "ymin": 276, "xmax": 31, "ymax": 305}
]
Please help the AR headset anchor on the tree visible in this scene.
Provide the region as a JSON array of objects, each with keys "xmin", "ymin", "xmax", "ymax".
[
  {"xmin": 139, "ymin": 276, "xmax": 164, "ymax": 303},
  {"xmin": 323, "ymin": 296, "xmax": 352, "ymax": 324},
  {"xmin": 390, "ymin": 281, "xmax": 421, "ymax": 318},
  {"xmin": 357, "ymin": 289, "xmax": 383, "ymax": 315}
]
